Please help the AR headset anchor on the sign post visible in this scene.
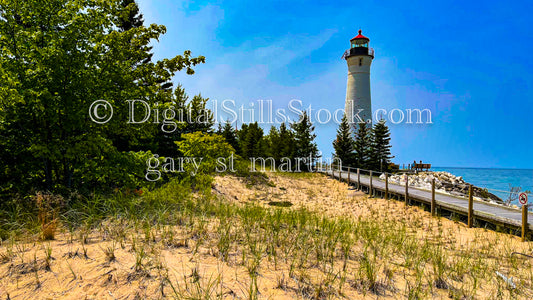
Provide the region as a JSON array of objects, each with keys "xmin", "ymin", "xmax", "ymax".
[{"xmin": 520, "ymin": 193, "xmax": 529, "ymax": 242}]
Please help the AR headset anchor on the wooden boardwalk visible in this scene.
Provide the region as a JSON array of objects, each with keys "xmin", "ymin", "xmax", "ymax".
[{"xmin": 319, "ymin": 168, "xmax": 533, "ymax": 233}]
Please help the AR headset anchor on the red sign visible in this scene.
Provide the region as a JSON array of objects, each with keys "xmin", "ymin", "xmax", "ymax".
[{"xmin": 519, "ymin": 193, "xmax": 528, "ymax": 205}]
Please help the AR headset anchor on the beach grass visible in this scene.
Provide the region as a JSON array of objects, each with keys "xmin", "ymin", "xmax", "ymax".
[{"xmin": 0, "ymin": 172, "xmax": 532, "ymax": 299}]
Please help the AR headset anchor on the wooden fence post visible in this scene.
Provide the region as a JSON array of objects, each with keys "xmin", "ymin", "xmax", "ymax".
[
  {"xmin": 405, "ymin": 174, "xmax": 409, "ymax": 206},
  {"xmin": 369, "ymin": 171, "xmax": 373, "ymax": 197},
  {"xmin": 357, "ymin": 168, "xmax": 360, "ymax": 190},
  {"xmin": 522, "ymin": 204, "xmax": 528, "ymax": 242},
  {"xmin": 431, "ymin": 178, "xmax": 436, "ymax": 216},
  {"xmin": 347, "ymin": 168, "xmax": 351, "ymax": 184},
  {"xmin": 385, "ymin": 173, "xmax": 389, "ymax": 200},
  {"xmin": 468, "ymin": 184, "xmax": 473, "ymax": 228}
]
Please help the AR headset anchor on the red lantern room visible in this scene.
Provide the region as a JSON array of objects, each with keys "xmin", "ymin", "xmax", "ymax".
[
  {"xmin": 350, "ymin": 29, "xmax": 370, "ymax": 48},
  {"xmin": 343, "ymin": 29, "xmax": 374, "ymax": 59}
]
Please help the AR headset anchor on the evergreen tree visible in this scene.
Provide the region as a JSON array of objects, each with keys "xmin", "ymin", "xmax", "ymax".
[
  {"xmin": 153, "ymin": 85, "xmax": 214, "ymax": 156},
  {"xmin": 106, "ymin": 0, "xmax": 150, "ymax": 152},
  {"xmin": 278, "ymin": 123, "xmax": 295, "ymax": 161},
  {"xmin": 173, "ymin": 84, "xmax": 188, "ymax": 110},
  {"xmin": 238, "ymin": 122, "xmax": 266, "ymax": 159},
  {"xmin": 264, "ymin": 122, "xmax": 296, "ymax": 163},
  {"xmin": 291, "ymin": 112, "xmax": 320, "ymax": 171},
  {"xmin": 367, "ymin": 129, "xmax": 379, "ymax": 171},
  {"xmin": 0, "ymin": 0, "xmax": 205, "ymax": 193},
  {"xmin": 236, "ymin": 123, "xmax": 248, "ymax": 157},
  {"xmin": 371, "ymin": 119, "xmax": 393, "ymax": 171},
  {"xmin": 266, "ymin": 126, "xmax": 281, "ymax": 161},
  {"xmin": 221, "ymin": 120, "xmax": 239, "ymax": 153},
  {"xmin": 116, "ymin": 0, "xmax": 157, "ymax": 70},
  {"xmin": 117, "ymin": 0, "xmax": 144, "ymax": 31},
  {"xmin": 333, "ymin": 115, "xmax": 356, "ymax": 167},
  {"xmin": 354, "ymin": 123, "xmax": 372, "ymax": 169},
  {"xmin": 184, "ymin": 93, "xmax": 214, "ymax": 134}
]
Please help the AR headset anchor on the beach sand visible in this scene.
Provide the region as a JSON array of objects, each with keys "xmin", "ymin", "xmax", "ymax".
[{"xmin": 1, "ymin": 172, "xmax": 532, "ymax": 299}]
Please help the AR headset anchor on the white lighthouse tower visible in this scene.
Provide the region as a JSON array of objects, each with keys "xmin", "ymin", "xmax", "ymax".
[{"xmin": 343, "ymin": 29, "xmax": 374, "ymax": 125}]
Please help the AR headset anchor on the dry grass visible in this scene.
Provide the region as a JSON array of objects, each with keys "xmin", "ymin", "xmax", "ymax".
[
  {"xmin": 33, "ymin": 192, "xmax": 64, "ymax": 240},
  {"xmin": 0, "ymin": 172, "xmax": 532, "ymax": 299}
]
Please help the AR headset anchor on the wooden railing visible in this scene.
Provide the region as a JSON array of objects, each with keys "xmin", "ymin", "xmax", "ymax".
[{"xmin": 316, "ymin": 164, "xmax": 531, "ymax": 242}]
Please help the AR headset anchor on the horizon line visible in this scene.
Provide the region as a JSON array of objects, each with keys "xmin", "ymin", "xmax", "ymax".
[{"xmin": 431, "ymin": 166, "xmax": 533, "ymax": 171}]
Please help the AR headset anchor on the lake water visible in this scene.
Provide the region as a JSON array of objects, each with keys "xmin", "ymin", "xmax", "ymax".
[{"xmin": 431, "ymin": 167, "xmax": 533, "ymax": 205}]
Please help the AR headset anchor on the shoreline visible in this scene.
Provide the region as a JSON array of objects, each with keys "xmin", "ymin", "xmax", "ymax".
[
  {"xmin": 432, "ymin": 166, "xmax": 533, "ymax": 171},
  {"xmin": 380, "ymin": 171, "xmax": 506, "ymax": 206}
]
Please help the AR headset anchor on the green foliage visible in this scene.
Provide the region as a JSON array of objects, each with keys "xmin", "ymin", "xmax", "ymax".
[
  {"xmin": 117, "ymin": 0, "xmax": 144, "ymax": 32},
  {"xmin": 175, "ymin": 132, "xmax": 235, "ymax": 176},
  {"xmin": 333, "ymin": 115, "xmax": 356, "ymax": 167},
  {"xmin": 354, "ymin": 122, "xmax": 372, "ymax": 169},
  {"xmin": 231, "ymin": 116, "xmax": 317, "ymax": 171},
  {"xmin": 291, "ymin": 112, "xmax": 320, "ymax": 171},
  {"xmin": 371, "ymin": 119, "xmax": 393, "ymax": 171},
  {"xmin": 0, "ymin": 0, "xmax": 205, "ymax": 195},
  {"xmin": 183, "ymin": 94, "xmax": 215, "ymax": 134},
  {"xmin": 153, "ymin": 85, "xmax": 214, "ymax": 156},
  {"xmin": 266, "ymin": 126, "xmax": 280, "ymax": 160},
  {"xmin": 278, "ymin": 123, "xmax": 296, "ymax": 159},
  {"xmin": 221, "ymin": 120, "xmax": 239, "ymax": 153},
  {"xmin": 238, "ymin": 122, "xmax": 267, "ymax": 159},
  {"xmin": 78, "ymin": 150, "xmax": 162, "ymax": 193},
  {"xmin": 266, "ymin": 123, "xmax": 295, "ymax": 164},
  {"xmin": 342, "ymin": 119, "xmax": 394, "ymax": 172}
]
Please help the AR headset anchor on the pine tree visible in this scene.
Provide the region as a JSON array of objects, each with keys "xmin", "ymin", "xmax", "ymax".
[
  {"xmin": 152, "ymin": 85, "xmax": 215, "ymax": 156},
  {"xmin": 265, "ymin": 123, "xmax": 295, "ymax": 163},
  {"xmin": 278, "ymin": 123, "xmax": 295, "ymax": 161},
  {"xmin": 354, "ymin": 122, "xmax": 371, "ymax": 169},
  {"xmin": 107, "ymin": 0, "xmax": 151, "ymax": 152},
  {"xmin": 221, "ymin": 120, "xmax": 239, "ymax": 153},
  {"xmin": 333, "ymin": 115, "xmax": 356, "ymax": 167},
  {"xmin": 236, "ymin": 123, "xmax": 248, "ymax": 157},
  {"xmin": 116, "ymin": 0, "xmax": 154, "ymax": 66},
  {"xmin": 266, "ymin": 126, "xmax": 281, "ymax": 161},
  {"xmin": 184, "ymin": 93, "xmax": 214, "ymax": 134},
  {"xmin": 238, "ymin": 122, "xmax": 266, "ymax": 159},
  {"xmin": 372, "ymin": 119, "xmax": 393, "ymax": 171},
  {"xmin": 117, "ymin": 0, "xmax": 145, "ymax": 31},
  {"xmin": 0, "ymin": 0, "xmax": 205, "ymax": 192},
  {"xmin": 291, "ymin": 112, "xmax": 320, "ymax": 171}
]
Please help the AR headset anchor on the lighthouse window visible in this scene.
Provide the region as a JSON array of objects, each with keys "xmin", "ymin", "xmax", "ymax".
[{"xmin": 359, "ymin": 58, "xmax": 363, "ymax": 66}]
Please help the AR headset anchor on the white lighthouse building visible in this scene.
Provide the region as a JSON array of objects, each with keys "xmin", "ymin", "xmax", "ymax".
[{"xmin": 343, "ymin": 29, "xmax": 374, "ymax": 125}]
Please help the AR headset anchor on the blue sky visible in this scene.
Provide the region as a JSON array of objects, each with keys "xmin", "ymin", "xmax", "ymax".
[{"xmin": 138, "ymin": 0, "xmax": 532, "ymax": 169}]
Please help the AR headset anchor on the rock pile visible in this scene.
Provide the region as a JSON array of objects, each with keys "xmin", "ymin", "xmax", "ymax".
[{"xmin": 379, "ymin": 171, "xmax": 503, "ymax": 204}]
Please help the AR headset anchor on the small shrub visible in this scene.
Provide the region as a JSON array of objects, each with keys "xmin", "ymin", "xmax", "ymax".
[{"xmin": 268, "ymin": 201, "xmax": 293, "ymax": 207}]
